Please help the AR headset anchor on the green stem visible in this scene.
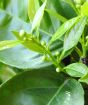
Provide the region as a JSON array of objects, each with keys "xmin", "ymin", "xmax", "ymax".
[
  {"xmin": 45, "ymin": 48, "xmax": 62, "ymax": 70},
  {"xmin": 81, "ymin": 33, "xmax": 86, "ymax": 57},
  {"xmin": 36, "ymin": 27, "xmax": 40, "ymax": 42},
  {"xmin": 58, "ymin": 51, "xmax": 65, "ymax": 63},
  {"xmin": 75, "ymin": 47, "xmax": 82, "ymax": 57}
]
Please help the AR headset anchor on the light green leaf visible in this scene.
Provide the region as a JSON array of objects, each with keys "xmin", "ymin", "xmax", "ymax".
[
  {"xmin": 28, "ymin": 0, "xmax": 39, "ymax": 21},
  {"xmin": 79, "ymin": 73, "xmax": 88, "ymax": 84},
  {"xmin": 13, "ymin": 31, "xmax": 46, "ymax": 54},
  {"xmin": 0, "ymin": 70, "xmax": 84, "ymax": 105},
  {"xmin": 0, "ymin": 40, "xmax": 21, "ymax": 51},
  {"xmin": 64, "ymin": 16, "xmax": 87, "ymax": 52},
  {"xmin": 49, "ymin": 17, "xmax": 79, "ymax": 45},
  {"xmin": 64, "ymin": 63, "xmax": 88, "ymax": 77},
  {"xmin": 81, "ymin": 2, "xmax": 88, "ymax": 16},
  {"xmin": 31, "ymin": 0, "xmax": 47, "ymax": 32}
]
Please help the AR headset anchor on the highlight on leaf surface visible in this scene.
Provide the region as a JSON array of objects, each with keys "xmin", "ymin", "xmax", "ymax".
[
  {"xmin": 31, "ymin": 0, "xmax": 47, "ymax": 32},
  {"xmin": 0, "ymin": 40, "xmax": 21, "ymax": 51}
]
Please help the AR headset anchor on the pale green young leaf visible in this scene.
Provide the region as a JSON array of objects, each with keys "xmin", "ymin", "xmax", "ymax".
[
  {"xmin": 81, "ymin": 2, "xmax": 88, "ymax": 16},
  {"xmin": 49, "ymin": 17, "xmax": 79, "ymax": 45},
  {"xmin": 63, "ymin": 16, "xmax": 87, "ymax": 52},
  {"xmin": 0, "ymin": 40, "xmax": 21, "ymax": 51},
  {"xmin": 13, "ymin": 31, "xmax": 46, "ymax": 54},
  {"xmin": 31, "ymin": 0, "xmax": 47, "ymax": 32},
  {"xmin": 79, "ymin": 73, "xmax": 88, "ymax": 84},
  {"xmin": 64, "ymin": 63, "xmax": 88, "ymax": 77},
  {"xmin": 28, "ymin": 0, "xmax": 39, "ymax": 21},
  {"xmin": 23, "ymin": 39, "xmax": 46, "ymax": 54}
]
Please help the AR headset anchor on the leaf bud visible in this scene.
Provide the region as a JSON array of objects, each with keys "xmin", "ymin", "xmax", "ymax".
[
  {"xmin": 56, "ymin": 67, "xmax": 60, "ymax": 72},
  {"xmin": 19, "ymin": 30, "xmax": 25, "ymax": 37}
]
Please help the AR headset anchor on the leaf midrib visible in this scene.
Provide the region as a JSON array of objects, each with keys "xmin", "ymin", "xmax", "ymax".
[{"xmin": 47, "ymin": 79, "xmax": 69, "ymax": 105}]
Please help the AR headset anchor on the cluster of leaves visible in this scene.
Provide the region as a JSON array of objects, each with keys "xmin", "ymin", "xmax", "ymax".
[{"xmin": 0, "ymin": 0, "xmax": 88, "ymax": 105}]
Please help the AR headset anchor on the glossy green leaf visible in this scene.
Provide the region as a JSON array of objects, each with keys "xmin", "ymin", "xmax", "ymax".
[
  {"xmin": 64, "ymin": 63, "xmax": 88, "ymax": 77},
  {"xmin": 28, "ymin": 0, "xmax": 39, "ymax": 21},
  {"xmin": 79, "ymin": 73, "xmax": 88, "ymax": 84},
  {"xmin": 31, "ymin": 0, "xmax": 47, "ymax": 32},
  {"xmin": 63, "ymin": 16, "xmax": 87, "ymax": 52},
  {"xmin": 0, "ymin": 70, "xmax": 84, "ymax": 105},
  {"xmin": 49, "ymin": 17, "xmax": 79, "ymax": 45},
  {"xmin": 0, "ymin": 40, "xmax": 21, "ymax": 51},
  {"xmin": 46, "ymin": 0, "xmax": 76, "ymax": 19}
]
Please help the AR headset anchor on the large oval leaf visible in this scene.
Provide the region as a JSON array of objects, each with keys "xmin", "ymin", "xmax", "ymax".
[{"xmin": 0, "ymin": 70, "xmax": 84, "ymax": 105}]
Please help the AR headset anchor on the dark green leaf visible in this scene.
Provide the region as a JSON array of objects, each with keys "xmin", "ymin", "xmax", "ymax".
[
  {"xmin": 45, "ymin": 9, "xmax": 67, "ymax": 22},
  {"xmin": 0, "ymin": 64, "xmax": 16, "ymax": 82},
  {"xmin": 0, "ymin": 70, "xmax": 84, "ymax": 105}
]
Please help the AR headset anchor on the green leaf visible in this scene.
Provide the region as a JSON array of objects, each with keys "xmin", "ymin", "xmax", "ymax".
[
  {"xmin": 31, "ymin": 0, "xmax": 47, "ymax": 32},
  {"xmin": 49, "ymin": 17, "xmax": 79, "ymax": 45},
  {"xmin": 62, "ymin": 0, "xmax": 78, "ymax": 14},
  {"xmin": 0, "ymin": 64, "xmax": 16, "ymax": 83},
  {"xmin": 64, "ymin": 63, "xmax": 88, "ymax": 77},
  {"xmin": 0, "ymin": 40, "xmax": 21, "ymax": 51},
  {"xmin": 79, "ymin": 73, "xmax": 88, "ymax": 84},
  {"xmin": 0, "ymin": 70, "xmax": 84, "ymax": 105},
  {"xmin": 13, "ymin": 31, "xmax": 46, "ymax": 54},
  {"xmin": 45, "ymin": 9, "xmax": 67, "ymax": 23},
  {"xmin": 81, "ymin": 2, "xmax": 88, "ymax": 16},
  {"xmin": 28, "ymin": 0, "xmax": 39, "ymax": 21},
  {"xmin": 63, "ymin": 16, "xmax": 87, "ymax": 52}
]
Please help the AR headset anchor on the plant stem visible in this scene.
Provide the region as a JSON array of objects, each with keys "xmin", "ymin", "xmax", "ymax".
[
  {"xmin": 75, "ymin": 47, "xmax": 82, "ymax": 57},
  {"xmin": 58, "ymin": 51, "xmax": 65, "ymax": 63},
  {"xmin": 45, "ymin": 48, "xmax": 62, "ymax": 69},
  {"xmin": 81, "ymin": 33, "xmax": 86, "ymax": 57}
]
